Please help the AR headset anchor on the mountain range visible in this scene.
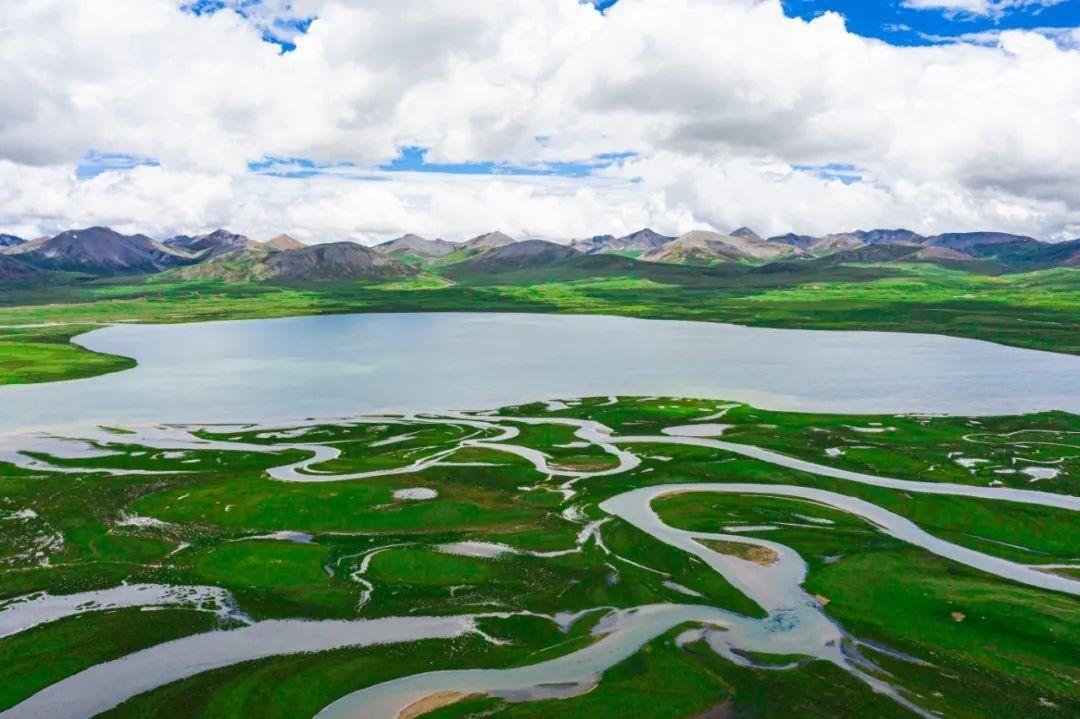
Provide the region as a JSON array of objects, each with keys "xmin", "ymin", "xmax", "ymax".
[
  {"xmin": 442, "ymin": 239, "xmax": 580, "ymax": 277},
  {"xmin": 0, "ymin": 253, "xmax": 41, "ymax": 280},
  {"xmin": 564, "ymin": 226, "xmax": 1080, "ymax": 270},
  {"xmin": 373, "ymin": 234, "xmax": 459, "ymax": 260},
  {"xmin": 164, "ymin": 229, "xmax": 257, "ymax": 260},
  {"xmin": 0, "ymin": 234, "xmax": 26, "ymax": 249},
  {"xmin": 0, "ymin": 224, "xmax": 1077, "ymax": 284},
  {"xmin": 641, "ymin": 230, "xmax": 795, "ymax": 264},
  {"xmin": 4, "ymin": 227, "xmax": 192, "ymax": 275}
]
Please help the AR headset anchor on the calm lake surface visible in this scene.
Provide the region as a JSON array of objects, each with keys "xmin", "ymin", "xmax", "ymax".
[{"xmin": 2, "ymin": 312, "xmax": 1079, "ymax": 433}]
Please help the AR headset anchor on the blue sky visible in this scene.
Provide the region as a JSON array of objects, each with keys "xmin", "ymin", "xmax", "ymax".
[
  {"xmin": 76, "ymin": 151, "xmax": 160, "ymax": 180},
  {"xmin": 179, "ymin": 0, "xmax": 1080, "ymax": 51},
  {"xmin": 241, "ymin": 148, "xmax": 638, "ymax": 181},
  {"xmin": 80, "ymin": 145, "xmax": 638, "ymax": 184},
  {"xmin": 779, "ymin": 0, "xmax": 1080, "ymax": 46},
  {"xmin": 182, "ymin": 0, "xmax": 314, "ymax": 51},
  {"xmin": 191, "ymin": 0, "xmax": 1080, "ymax": 54},
  {"xmin": 601, "ymin": 1, "xmax": 1080, "ymax": 46}
]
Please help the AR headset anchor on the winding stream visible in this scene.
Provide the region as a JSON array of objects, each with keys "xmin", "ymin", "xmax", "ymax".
[
  {"xmin": 1, "ymin": 406, "xmax": 1076, "ymax": 719},
  {"xmin": 2, "ymin": 616, "xmax": 479, "ymax": 719}
]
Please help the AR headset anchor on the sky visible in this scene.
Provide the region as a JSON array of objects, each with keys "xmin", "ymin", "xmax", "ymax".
[{"xmin": 2, "ymin": 0, "xmax": 1080, "ymax": 243}]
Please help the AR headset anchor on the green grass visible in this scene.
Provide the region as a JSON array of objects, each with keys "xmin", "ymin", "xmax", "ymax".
[
  {"xmin": 368, "ymin": 547, "xmax": 499, "ymax": 585},
  {"xmin": 132, "ymin": 462, "xmax": 543, "ymax": 535},
  {"xmin": 193, "ymin": 541, "xmax": 332, "ymax": 588},
  {"xmin": 429, "ymin": 631, "xmax": 916, "ymax": 719},
  {"xmin": 0, "ymin": 324, "xmax": 135, "ymax": 385},
  {"xmin": 98, "ymin": 617, "xmax": 568, "ymax": 719},
  {"xmin": 653, "ymin": 492, "xmax": 1080, "ymax": 716},
  {"xmin": 0, "ymin": 608, "xmax": 218, "ymax": 711},
  {"xmin": 0, "ymin": 397, "xmax": 1076, "ymax": 717}
]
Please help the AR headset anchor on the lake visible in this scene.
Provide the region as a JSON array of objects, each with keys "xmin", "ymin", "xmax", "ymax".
[{"xmin": 1, "ymin": 312, "xmax": 1078, "ymax": 433}]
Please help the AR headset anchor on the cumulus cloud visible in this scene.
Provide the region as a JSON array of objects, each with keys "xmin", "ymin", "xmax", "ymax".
[
  {"xmin": 0, "ymin": 160, "xmax": 674, "ymax": 243},
  {"xmin": 1, "ymin": 0, "xmax": 1079, "ymax": 241}
]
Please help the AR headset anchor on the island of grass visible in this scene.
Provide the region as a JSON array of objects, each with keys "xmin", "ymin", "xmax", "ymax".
[{"xmin": 0, "ymin": 397, "xmax": 1076, "ymax": 718}]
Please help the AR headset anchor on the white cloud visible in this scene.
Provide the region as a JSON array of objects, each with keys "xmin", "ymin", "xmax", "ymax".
[
  {"xmin": 0, "ymin": 160, "xmax": 671, "ymax": 243},
  {"xmin": 901, "ymin": 1, "xmax": 1066, "ymax": 20},
  {"xmin": 1, "ymin": 0, "xmax": 1080, "ymax": 241}
]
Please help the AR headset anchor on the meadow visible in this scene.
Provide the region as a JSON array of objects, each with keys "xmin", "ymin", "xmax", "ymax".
[{"xmin": 1, "ymin": 397, "xmax": 1075, "ymax": 718}]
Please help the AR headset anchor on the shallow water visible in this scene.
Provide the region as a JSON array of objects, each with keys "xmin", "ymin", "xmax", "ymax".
[
  {"xmin": 317, "ymin": 471, "xmax": 1079, "ymax": 718},
  {"xmin": 0, "ymin": 616, "xmax": 476, "ymax": 719},
  {"xmin": 3, "ymin": 409, "xmax": 1076, "ymax": 719},
  {"xmin": 0, "ymin": 584, "xmax": 240, "ymax": 640},
  {"xmin": 2, "ymin": 312, "xmax": 1079, "ymax": 435}
]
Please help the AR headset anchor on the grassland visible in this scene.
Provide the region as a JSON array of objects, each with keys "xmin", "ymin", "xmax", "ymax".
[
  {"xmin": 0, "ymin": 397, "xmax": 1075, "ymax": 717},
  {"xmin": 657, "ymin": 492, "xmax": 1080, "ymax": 717},
  {"xmin": 0, "ymin": 260, "xmax": 1076, "ymax": 386}
]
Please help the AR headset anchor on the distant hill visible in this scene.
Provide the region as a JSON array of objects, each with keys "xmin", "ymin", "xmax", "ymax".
[
  {"xmin": 729, "ymin": 227, "xmax": 764, "ymax": 243},
  {"xmin": 912, "ymin": 246, "xmax": 973, "ymax": 262},
  {"xmin": 644, "ymin": 231, "xmax": 794, "ymax": 264},
  {"xmin": 264, "ymin": 242, "xmax": 418, "ymax": 282},
  {"xmin": 764, "ymin": 228, "xmax": 926, "ymax": 256},
  {"xmin": 857, "ymin": 229, "xmax": 924, "ymax": 245},
  {"xmin": 765, "ymin": 232, "xmax": 858, "ymax": 257},
  {"xmin": 604, "ymin": 228, "xmax": 675, "ymax": 254},
  {"xmin": 0, "ymin": 253, "xmax": 40, "ymax": 279},
  {"xmin": 444, "ymin": 250, "xmax": 746, "ymax": 287},
  {"xmin": 758, "ymin": 237, "xmax": 1080, "ymax": 274},
  {"xmin": 1035, "ymin": 238, "xmax": 1080, "ymax": 267},
  {"xmin": 571, "ymin": 228, "xmax": 675, "ymax": 255},
  {"xmin": 749, "ymin": 243, "xmax": 988, "ymax": 278},
  {"xmin": 164, "ymin": 245, "xmax": 274, "ymax": 282},
  {"xmin": 923, "ymin": 232, "xmax": 1038, "ymax": 251},
  {"xmin": 5, "ymin": 237, "xmax": 49, "ymax": 255},
  {"xmin": 165, "ymin": 229, "xmax": 256, "ymax": 260},
  {"xmin": 808, "ymin": 234, "xmax": 866, "ymax": 256},
  {"xmin": 767, "ymin": 233, "xmax": 819, "ymax": 251},
  {"xmin": 569, "ymin": 234, "xmax": 615, "ymax": 254},
  {"xmin": 374, "ymin": 234, "xmax": 459, "ymax": 259},
  {"xmin": 819, "ymin": 243, "xmax": 970, "ymax": 265},
  {"xmin": 263, "ymin": 234, "xmax": 306, "ymax": 251},
  {"xmin": 821, "ymin": 244, "xmax": 927, "ymax": 264},
  {"xmin": 3, "ymin": 222, "xmax": 1078, "ymax": 287},
  {"xmin": 7, "ymin": 227, "xmax": 194, "ymax": 276},
  {"xmin": 461, "ymin": 231, "xmax": 516, "ymax": 251},
  {"xmin": 949, "ymin": 236, "xmax": 1080, "ymax": 269},
  {"xmin": 443, "ymin": 239, "xmax": 579, "ymax": 277},
  {"xmin": 170, "ymin": 240, "xmax": 417, "ymax": 283}
]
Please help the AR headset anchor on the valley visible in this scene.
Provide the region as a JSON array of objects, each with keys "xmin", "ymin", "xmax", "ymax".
[
  {"xmin": 7, "ymin": 3, "xmax": 1080, "ymax": 717},
  {"xmin": 0, "ymin": 223, "xmax": 1077, "ymax": 387},
  {"xmin": 0, "ymin": 227, "xmax": 1077, "ymax": 719}
]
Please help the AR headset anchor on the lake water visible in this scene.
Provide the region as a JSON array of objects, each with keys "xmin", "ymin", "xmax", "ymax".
[{"xmin": 1, "ymin": 312, "xmax": 1078, "ymax": 433}]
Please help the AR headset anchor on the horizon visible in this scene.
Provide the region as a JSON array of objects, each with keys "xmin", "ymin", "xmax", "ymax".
[{"xmin": 5, "ymin": 223, "xmax": 1070, "ymax": 248}]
